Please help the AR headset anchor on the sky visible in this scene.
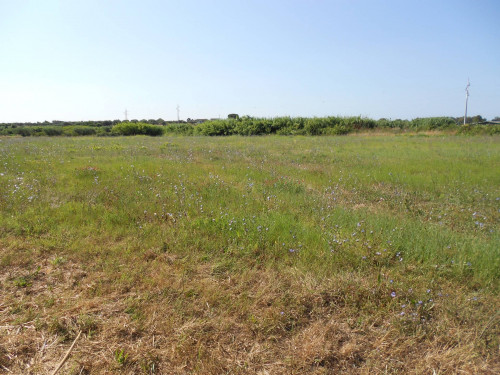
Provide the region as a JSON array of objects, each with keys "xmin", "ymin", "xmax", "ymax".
[{"xmin": 1, "ymin": 0, "xmax": 499, "ymax": 122}]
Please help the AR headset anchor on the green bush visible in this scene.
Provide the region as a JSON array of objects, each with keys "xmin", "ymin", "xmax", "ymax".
[
  {"xmin": 63, "ymin": 126, "xmax": 97, "ymax": 136},
  {"xmin": 42, "ymin": 127, "xmax": 64, "ymax": 136},
  {"xmin": 344, "ymin": 116, "xmax": 377, "ymax": 129},
  {"xmin": 17, "ymin": 128, "xmax": 34, "ymax": 137},
  {"xmin": 164, "ymin": 123, "xmax": 194, "ymax": 135},
  {"xmin": 458, "ymin": 124, "xmax": 500, "ymax": 135},
  {"xmin": 234, "ymin": 118, "xmax": 273, "ymax": 135},
  {"xmin": 410, "ymin": 117, "xmax": 457, "ymax": 130},
  {"xmin": 111, "ymin": 122, "xmax": 164, "ymax": 136},
  {"xmin": 304, "ymin": 118, "xmax": 328, "ymax": 135},
  {"xmin": 194, "ymin": 120, "xmax": 237, "ymax": 136},
  {"xmin": 322, "ymin": 124, "xmax": 351, "ymax": 135}
]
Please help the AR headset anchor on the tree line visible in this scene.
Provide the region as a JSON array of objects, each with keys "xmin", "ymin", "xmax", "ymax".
[{"xmin": 0, "ymin": 115, "xmax": 498, "ymax": 137}]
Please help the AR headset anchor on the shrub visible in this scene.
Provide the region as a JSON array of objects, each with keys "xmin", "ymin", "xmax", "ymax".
[
  {"xmin": 322, "ymin": 124, "xmax": 351, "ymax": 135},
  {"xmin": 16, "ymin": 128, "xmax": 34, "ymax": 137},
  {"xmin": 304, "ymin": 118, "xmax": 328, "ymax": 135},
  {"xmin": 164, "ymin": 123, "xmax": 194, "ymax": 135},
  {"xmin": 42, "ymin": 127, "xmax": 64, "ymax": 136},
  {"xmin": 111, "ymin": 122, "xmax": 164, "ymax": 136},
  {"xmin": 63, "ymin": 126, "xmax": 97, "ymax": 136},
  {"xmin": 458, "ymin": 124, "xmax": 500, "ymax": 135},
  {"xmin": 141, "ymin": 123, "xmax": 164, "ymax": 136},
  {"xmin": 194, "ymin": 120, "xmax": 237, "ymax": 136},
  {"xmin": 234, "ymin": 117, "xmax": 273, "ymax": 135},
  {"xmin": 410, "ymin": 117, "xmax": 457, "ymax": 130}
]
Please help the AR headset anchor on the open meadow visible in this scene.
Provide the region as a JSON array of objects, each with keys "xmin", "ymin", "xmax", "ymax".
[{"xmin": 0, "ymin": 134, "xmax": 499, "ymax": 374}]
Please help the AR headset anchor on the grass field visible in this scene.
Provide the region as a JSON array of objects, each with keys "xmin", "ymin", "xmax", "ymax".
[{"xmin": 0, "ymin": 134, "xmax": 499, "ymax": 374}]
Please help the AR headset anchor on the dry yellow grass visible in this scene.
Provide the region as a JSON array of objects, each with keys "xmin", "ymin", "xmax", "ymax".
[{"xmin": 1, "ymin": 254, "xmax": 498, "ymax": 374}]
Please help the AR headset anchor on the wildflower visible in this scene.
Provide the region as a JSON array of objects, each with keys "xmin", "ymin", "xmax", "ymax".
[{"xmin": 391, "ymin": 292, "xmax": 396, "ymax": 298}]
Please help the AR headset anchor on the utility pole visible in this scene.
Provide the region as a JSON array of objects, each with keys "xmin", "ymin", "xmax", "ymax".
[
  {"xmin": 464, "ymin": 79, "xmax": 470, "ymax": 125},
  {"xmin": 176, "ymin": 105, "xmax": 180, "ymax": 122},
  {"xmin": 124, "ymin": 109, "xmax": 128, "ymax": 121}
]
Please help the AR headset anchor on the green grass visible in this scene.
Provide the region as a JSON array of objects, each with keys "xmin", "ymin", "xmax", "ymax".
[{"xmin": 0, "ymin": 134, "xmax": 498, "ymax": 374}]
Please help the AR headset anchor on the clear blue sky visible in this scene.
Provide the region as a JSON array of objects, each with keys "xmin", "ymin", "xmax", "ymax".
[{"xmin": 1, "ymin": 0, "xmax": 499, "ymax": 122}]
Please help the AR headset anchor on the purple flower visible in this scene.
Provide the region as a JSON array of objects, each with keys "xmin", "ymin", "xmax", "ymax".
[{"xmin": 391, "ymin": 292, "xmax": 396, "ymax": 298}]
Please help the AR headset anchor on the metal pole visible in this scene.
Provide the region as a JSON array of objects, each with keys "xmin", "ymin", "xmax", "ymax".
[{"xmin": 464, "ymin": 79, "xmax": 470, "ymax": 125}]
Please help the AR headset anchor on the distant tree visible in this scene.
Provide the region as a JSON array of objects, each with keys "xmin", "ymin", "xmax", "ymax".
[
  {"xmin": 228, "ymin": 114, "xmax": 239, "ymax": 119},
  {"xmin": 471, "ymin": 115, "xmax": 486, "ymax": 123},
  {"xmin": 456, "ymin": 115, "xmax": 485, "ymax": 125},
  {"xmin": 492, "ymin": 116, "xmax": 500, "ymax": 122}
]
